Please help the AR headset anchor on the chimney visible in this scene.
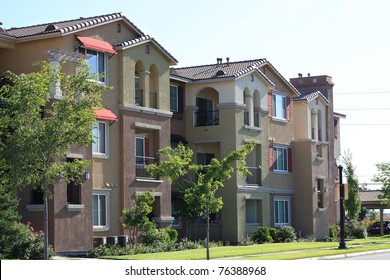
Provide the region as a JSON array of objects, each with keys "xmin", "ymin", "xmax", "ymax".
[
  {"xmin": 298, "ymin": 73, "xmax": 302, "ymax": 78},
  {"xmin": 308, "ymin": 73, "xmax": 311, "ymax": 77},
  {"xmin": 217, "ymin": 58, "xmax": 222, "ymax": 65},
  {"xmin": 226, "ymin": 57, "xmax": 229, "ymax": 66}
]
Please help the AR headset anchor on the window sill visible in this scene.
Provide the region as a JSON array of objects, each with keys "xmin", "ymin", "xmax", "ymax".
[
  {"xmin": 273, "ymin": 170, "xmax": 289, "ymax": 174},
  {"xmin": 66, "ymin": 204, "xmax": 85, "ymax": 212},
  {"xmin": 136, "ymin": 178, "xmax": 163, "ymax": 183},
  {"xmin": 26, "ymin": 204, "xmax": 44, "ymax": 212},
  {"xmin": 93, "ymin": 226, "xmax": 109, "ymax": 232},
  {"xmin": 93, "ymin": 153, "xmax": 109, "ymax": 159},
  {"xmin": 271, "ymin": 117, "xmax": 288, "ymax": 124},
  {"xmin": 315, "ymin": 156, "xmax": 324, "ymax": 163},
  {"xmin": 244, "ymin": 125, "xmax": 262, "ymax": 133}
]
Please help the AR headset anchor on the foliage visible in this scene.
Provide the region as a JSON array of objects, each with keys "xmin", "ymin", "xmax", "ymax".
[
  {"xmin": 276, "ymin": 226, "xmax": 297, "ymax": 243},
  {"xmin": 297, "ymin": 235, "xmax": 316, "ymax": 242},
  {"xmin": 2, "ymin": 222, "xmax": 55, "ymax": 259},
  {"xmin": 328, "ymin": 224, "xmax": 339, "ymax": 241},
  {"xmin": 342, "ymin": 150, "xmax": 361, "ymax": 220},
  {"xmin": 146, "ymin": 143, "xmax": 255, "ymax": 220},
  {"xmin": 373, "ymin": 162, "xmax": 390, "ymax": 205},
  {"xmin": 166, "ymin": 228, "xmax": 178, "ymax": 243},
  {"xmin": 0, "ymin": 61, "xmax": 105, "ymax": 189},
  {"xmin": 88, "ymin": 237, "xmax": 224, "ymax": 258},
  {"xmin": 140, "ymin": 220, "xmax": 171, "ymax": 245},
  {"xmin": 250, "ymin": 226, "xmax": 298, "ymax": 244},
  {"xmin": 251, "ymin": 226, "xmax": 273, "ymax": 244},
  {"xmin": 345, "ymin": 220, "xmax": 368, "ymax": 239},
  {"xmin": 122, "ymin": 192, "xmax": 155, "ymax": 246},
  {"xmin": 0, "ymin": 61, "xmax": 107, "ymax": 258}
]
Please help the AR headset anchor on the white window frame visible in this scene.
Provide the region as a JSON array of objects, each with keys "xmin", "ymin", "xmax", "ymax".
[
  {"xmin": 274, "ymin": 145, "xmax": 288, "ymax": 172},
  {"xmin": 274, "ymin": 196, "xmax": 291, "ymax": 226},
  {"xmin": 170, "ymin": 85, "xmax": 179, "ymax": 112},
  {"xmin": 78, "ymin": 47, "xmax": 107, "ymax": 84},
  {"xmin": 272, "ymin": 94, "xmax": 286, "ymax": 119},
  {"xmin": 92, "ymin": 190, "xmax": 110, "ymax": 231},
  {"xmin": 92, "ymin": 121, "xmax": 109, "ymax": 158}
]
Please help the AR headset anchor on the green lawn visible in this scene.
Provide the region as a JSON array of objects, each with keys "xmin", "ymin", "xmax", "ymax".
[{"xmin": 101, "ymin": 235, "xmax": 390, "ymax": 260}]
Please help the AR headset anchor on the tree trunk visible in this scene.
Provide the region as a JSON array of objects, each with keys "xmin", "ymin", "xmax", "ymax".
[
  {"xmin": 206, "ymin": 215, "xmax": 210, "ymax": 260},
  {"xmin": 43, "ymin": 175, "xmax": 49, "ymax": 260}
]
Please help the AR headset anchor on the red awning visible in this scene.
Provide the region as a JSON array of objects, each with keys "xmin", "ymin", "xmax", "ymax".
[
  {"xmin": 93, "ymin": 108, "xmax": 118, "ymax": 121},
  {"xmin": 76, "ymin": 36, "xmax": 117, "ymax": 54}
]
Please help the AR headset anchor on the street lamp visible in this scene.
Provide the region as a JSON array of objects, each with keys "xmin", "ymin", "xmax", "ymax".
[{"xmin": 338, "ymin": 164, "xmax": 347, "ymax": 249}]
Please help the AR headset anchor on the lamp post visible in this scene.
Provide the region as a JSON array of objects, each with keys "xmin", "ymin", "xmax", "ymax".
[{"xmin": 338, "ymin": 164, "xmax": 347, "ymax": 249}]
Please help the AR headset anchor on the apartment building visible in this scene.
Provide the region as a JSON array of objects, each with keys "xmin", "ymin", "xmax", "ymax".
[
  {"xmin": 0, "ymin": 13, "xmax": 344, "ymax": 253},
  {"xmin": 0, "ymin": 13, "xmax": 177, "ymax": 254},
  {"xmin": 171, "ymin": 62, "xmax": 343, "ymax": 242}
]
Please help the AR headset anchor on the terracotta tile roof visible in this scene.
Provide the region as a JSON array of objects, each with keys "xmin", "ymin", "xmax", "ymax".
[
  {"xmin": 4, "ymin": 12, "xmax": 145, "ymax": 39},
  {"xmin": 360, "ymin": 190, "xmax": 385, "ymax": 202},
  {"xmin": 115, "ymin": 35, "xmax": 178, "ymax": 64},
  {"xmin": 293, "ymin": 90, "xmax": 329, "ymax": 103},
  {"xmin": 170, "ymin": 59, "xmax": 269, "ymax": 81}
]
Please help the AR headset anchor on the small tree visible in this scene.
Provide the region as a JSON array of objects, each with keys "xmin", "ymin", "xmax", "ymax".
[
  {"xmin": 373, "ymin": 162, "xmax": 390, "ymax": 206},
  {"xmin": 342, "ymin": 150, "xmax": 361, "ymax": 220},
  {"xmin": 122, "ymin": 191, "xmax": 155, "ymax": 246},
  {"xmin": 146, "ymin": 142, "xmax": 255, "ymax": 259},
  {"xmin": 0, "ymin": 61, "xmax": 107, "ymax": 259}
]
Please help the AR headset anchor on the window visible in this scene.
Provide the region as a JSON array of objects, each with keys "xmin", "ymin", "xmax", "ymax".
[
  {"xmin": 79, "ymin": 47, "xmax": 106, "ymax": 83},
  {"xmin": 246, "ymin": 200, "xmax": 261, "ymax": 224},
  {"xmin": 31, "ymin": 188, "xmax": 44, "ymax": 204},
  {"xmin": 135, "ymin": 77, "xmax": 143, "ymax": 106},
  {"xmin": 170, "ymin": 85, "xmax": 178, "ymax": 112},
  {"xmin": 274, "ymin": 198, "xmax": 290, "ymax": 225},
  {"xmin": 269, "ymin": 145, "xmax": 292, "ymax": 172},
  {"xmin": 196, "ymin": 152, "xmax": 214, "ymax": 165},
  {"xmin": 317, "ymin": 179, "xmax": 324, "ymax": 208},
  {"xmin": 66, "ymin": 158, "xmax": 81, "ymax": 204},
  {"xmin": 274, "ymin": 146, "xmax": 287, "ymax": 172},
  {"xmin": 93, "ymin": 192, "xmax": 108, "ymax": 229},
  {"xmin": 92, "ymin": 121, "xmax": 108, "ymax": 156},
  {"xmin": 273, "ymin": 94, "xmax": 286, "ymax": 119},
  {"xmin": 268, "ymin": 93, "xmax": 291, "ymax": 120}
]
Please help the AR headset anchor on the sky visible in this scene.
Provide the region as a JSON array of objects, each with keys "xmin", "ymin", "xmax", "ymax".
[{"xmin": 2, "ymin": 0, "xmax": 390, "ymax": 188}]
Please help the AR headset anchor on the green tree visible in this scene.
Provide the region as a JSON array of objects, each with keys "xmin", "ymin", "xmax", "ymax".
[
  {"xmin": 373, "ymin": 162, "xmax": 390, "ymax": 205},
  {"xmin": 122, "ymin": 191, "xmax": 155, "ymax": 246},
  {"xmin": 146, "ymin": 142, "xmax": 255, "ymax": 259},
  {"xmin": 0, "ymin": 61, "xmax": 106, "ymax": 259},
  {"xmin": 342, "ymin": 150, "xmax": 361, "ymax": 220}
]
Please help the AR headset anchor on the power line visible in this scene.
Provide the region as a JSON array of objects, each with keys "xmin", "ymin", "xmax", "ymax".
[
  {"xmin": 335, "ymin": 91, "xmax": 390, "ymax": 95},
  {"xmin": 335, "ymin": 108, "xmax": 390, "ymax": 111},
  {"xmin": 341, "ymin": 123, "xmax": 390, "ymax": 126}
]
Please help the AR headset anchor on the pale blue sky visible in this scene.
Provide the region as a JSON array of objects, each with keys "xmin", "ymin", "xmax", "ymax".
[{"xmin": 2, "ymin": 0, "xmax": 390, "ymax": 186}]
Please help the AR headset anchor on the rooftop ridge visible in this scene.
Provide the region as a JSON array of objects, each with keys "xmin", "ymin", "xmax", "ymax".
[
  {"xmin": 172, "ymin": 58, "xmax": 267, "ymax": 70},
  {"xmin": 6, "ymin": 12, "xmax": 122, "ymax": 32}
]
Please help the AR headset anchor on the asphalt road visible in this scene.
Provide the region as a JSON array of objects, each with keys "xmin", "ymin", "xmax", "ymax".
[{"xmin": 338, "ymin": 250, "xmax": 390, "ymax": 260}]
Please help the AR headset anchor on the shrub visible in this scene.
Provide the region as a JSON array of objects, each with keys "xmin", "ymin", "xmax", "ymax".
[
  {"xmin": 166, "ymin": 229, "xmax": 178, "ymax": 243},
  {"xmin": 7, "ymin": 222, "xmax": 55, "ymax": 259},
  {"xmin": 297, "ymin": 234, "xmax": 316, "ymax": 242},
  {"xmin": 140, "ymin": 221, "xmax": 170, "ymax": 245},
  {"xmin": 345, "ymin": 220, "xmax": 368, "ymax": 239},
  {"xmin": 251, "ymin": 226, "xmax": 273, "ymax": 244},
  {"xmin": 277, "ymin": 226, "xmax": 297, "ymax": 243},
  {"xmin": 268, "ymin": 227, "xmax": 278, "ymax": 242}
]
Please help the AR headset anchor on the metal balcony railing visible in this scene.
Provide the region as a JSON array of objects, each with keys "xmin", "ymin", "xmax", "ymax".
[
  {"xmin": 244, "ymin": 111, "xmax": 260, "ymax": 127},
  {"xmin": 135, "ymin": 89, "xmax": 143, "ymax": 106},
  {"xmin": 135, "ymin": 156, "xmax": 158, "ymax": 179},
  {"xmin": 245, "ymin": 167, "xmax": 262, "ymax": 185},
  {"xmin": 195, "ymin": 110, "xmax": 219, "ymax": 126}
]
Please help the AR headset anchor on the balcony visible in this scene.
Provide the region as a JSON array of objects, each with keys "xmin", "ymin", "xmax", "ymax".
[
  {"xmin": 244, "ymin": 111, "xmax": 260, "ymax": 127},
  {"xmin": 135, "ymin": 156, "xmax": 158, "ymax": 179},
  {"xmin": 195, "ymin": 110, "xmax": 219, "ymax": 126},
  {"xmin": 135, "ymin": 89, "xmax": 143, "ymax": 106},
  {"xmin": 149, "ymin": 92, "xmax": 157, "ymax": 109},
  {"xmin": 245, "ymin": 167, "xmax": 262, "ymax": 185}
]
